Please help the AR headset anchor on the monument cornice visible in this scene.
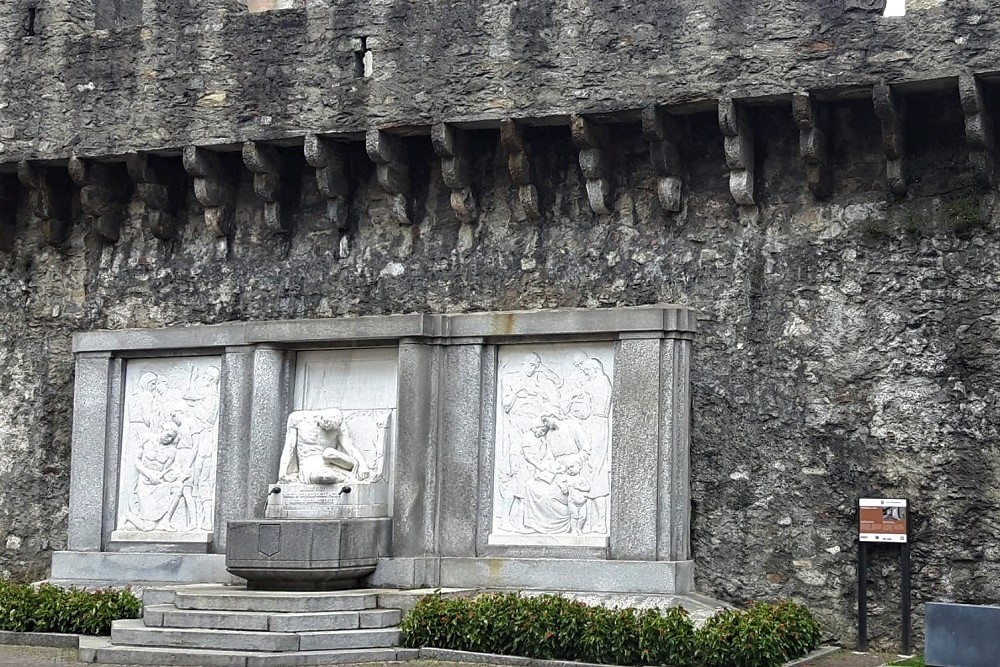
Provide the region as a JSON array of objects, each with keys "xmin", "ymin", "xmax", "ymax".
[{"xmin": 71, "ymin": 305, "xmax": 699, "ymax": 354}]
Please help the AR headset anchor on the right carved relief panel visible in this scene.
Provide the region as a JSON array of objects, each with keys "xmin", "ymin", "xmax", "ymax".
[{"xmin": 490, "ymin": 343, "xmax": 614, "ymax": 547}]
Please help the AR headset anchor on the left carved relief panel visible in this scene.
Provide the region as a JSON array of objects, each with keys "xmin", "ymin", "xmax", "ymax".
[{"xmin": 113, "ymin": 357, "xmax": 222, "ymax": 543}]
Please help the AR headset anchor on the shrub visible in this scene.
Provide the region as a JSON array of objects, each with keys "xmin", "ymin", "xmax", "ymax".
[
  {"xmin": 0, "ymin": 580, "xmax": 141, "ymax": 635},
  {"xmin": 401, "ymin": 591, "xmax": 820, "ymax": 667},
  {"xmin": 697, "ymin": 599, "xmax": 822, "ymax": 667}
]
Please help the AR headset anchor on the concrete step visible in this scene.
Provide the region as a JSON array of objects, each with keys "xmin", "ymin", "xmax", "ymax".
[
  {"xmin": 112, "ymin": 618, "xmax": 401, "ymax": 652},
  {"xmin": 172, "ymin": 585, "xmax": 379, "ymax": 612},
  {"xmin": 299, "ymin": 627, "xmax": 401, "ymax": 651},
  {"xmin": 112, "ymin": 619, "xmax": 299, "ymax": 652},
  {"xmin": 79, "ymin": 636, "xmax": 416, "ymax": 667},
  {"xmin": 143, "ymin": 604, "xmax": 401, "ymax": 632}
]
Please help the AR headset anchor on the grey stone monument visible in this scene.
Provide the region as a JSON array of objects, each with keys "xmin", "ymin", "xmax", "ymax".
[{"xmin": 54, "ymin": 306, "xmax": 697, "ymax": 596}]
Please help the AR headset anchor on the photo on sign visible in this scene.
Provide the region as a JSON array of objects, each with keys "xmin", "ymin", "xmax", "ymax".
[{"xmin": 883, "ymin": 506, "xmax": 904, "ymax": 522}]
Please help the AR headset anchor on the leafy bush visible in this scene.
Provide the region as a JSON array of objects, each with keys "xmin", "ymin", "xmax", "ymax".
[
  {"xmin": 401, "ymin": 592, "xmax": 820, "ymax": 667},
  {"xmin": 0, "ymin": 580, "xmax": 141, "ymax": 635},
  {"xmin": 697, "ymin": 600, "xmax": 822, "ymax": 667}
]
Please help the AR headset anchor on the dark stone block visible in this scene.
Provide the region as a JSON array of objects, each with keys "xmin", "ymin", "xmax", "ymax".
[{"xmin": 925, "ymin": 602, "xmax": 1000, "ymax": 667}]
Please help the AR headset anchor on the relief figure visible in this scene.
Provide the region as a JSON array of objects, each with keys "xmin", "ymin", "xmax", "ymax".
[
  {"xmin": 496, "ymin": 353, "xmax": 563, "ymax": 530},
  {"xmin": 124, "ymin": 426, "xmax": 184, "ymax": 531},
  {"xmin": 278, "ymin": 408, "xmax": 372, "ymax": 484}
]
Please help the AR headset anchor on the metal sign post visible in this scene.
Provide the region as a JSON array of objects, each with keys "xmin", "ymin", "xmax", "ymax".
[{"xmin": 857, "ymin": 498, "xmax": 911, "ymax": 655}]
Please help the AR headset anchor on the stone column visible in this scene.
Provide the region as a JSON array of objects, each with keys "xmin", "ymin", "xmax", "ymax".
[
  {"xmin": 658, "ymin": 337, "xmax": 692, "ymax": 561},
  {"xmin": 100, "ymin": 356, "xmax": 126, "ymax": 548},
  {"xmin": 437, "ymin": 341, "xmax": 487, "ymax": 557},
  {"xmin": 213, "ymin": 346, "xmax": 255, "ymax": 550},
  {"xmin": 609, "ymin": 338, "xmax": 661, "ymax": 561},
  {"xmin": 246, "ymin": 346, "xmax": 293, "ymax": 518},
  {"xmin": 67, "ymin": 352, "xmax": 113, "ymax": 551},
  {"xmin": 391, "ymin": 339, "xmax": 439, "ymax": 560},
  {"xmin": 609, "ymin": 333, "xmax": 693, "ymax": 562}
]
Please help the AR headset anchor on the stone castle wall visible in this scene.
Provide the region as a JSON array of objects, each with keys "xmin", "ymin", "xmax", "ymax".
[{"xmin": 2, "ymin": 0, "xmax": 1000, "ymax": 648}]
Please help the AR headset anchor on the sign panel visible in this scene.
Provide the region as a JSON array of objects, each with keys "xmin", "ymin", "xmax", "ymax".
[{"xmin": 859, "ymin": 498, "xmax": 908, "ymax": 543}]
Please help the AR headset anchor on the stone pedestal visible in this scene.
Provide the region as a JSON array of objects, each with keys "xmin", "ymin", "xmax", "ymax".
[
  {"xmin": 264, "ymin": 483, "xmax": 388, "ymax": 519},
  {"xmin": 226, "ymin": 518, "xmax": 391, "ymax": 590}
]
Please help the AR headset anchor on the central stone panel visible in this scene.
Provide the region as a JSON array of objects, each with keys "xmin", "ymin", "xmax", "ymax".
[{"xmin": 226, "ymin": 348, "xmax": 396, "ymax": 590}]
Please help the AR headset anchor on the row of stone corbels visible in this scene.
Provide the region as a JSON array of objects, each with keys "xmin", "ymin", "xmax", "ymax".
[
  {"xmin": 0, "ymin": 125, "xmax": 482, "ymax": 251},
  {"xmin": 3, "ymin": 73, "xmax": 997, "ymax": 251}
]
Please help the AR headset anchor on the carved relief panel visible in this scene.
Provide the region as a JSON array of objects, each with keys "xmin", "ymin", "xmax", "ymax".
[
  {"xmin": 491, "ymin": 343, "xmax": 614, "ymax": 547},
  {"xmin": 113, "ymin": 357, "xmax": 222, "ymax": 542},
  {"xmin": 291, "ymin": 348, "xmax": 398, "ymax": 485}
]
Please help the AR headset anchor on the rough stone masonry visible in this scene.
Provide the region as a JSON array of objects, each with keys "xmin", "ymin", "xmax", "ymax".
[{"xmin": 2, "ymin": 0, "xmax": 1000, "ymax": 649}]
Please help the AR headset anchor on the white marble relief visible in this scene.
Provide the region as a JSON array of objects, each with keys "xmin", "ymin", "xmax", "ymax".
[
  {"xmin": 114, "ymin": 357, "xmax": 221, "ymax": 541},
  {"xmin": 491, "ymin": 344, "xmax": 614, "ymax": 545},
  {"xmin": 277, "ymin": 407, "xmax": 391, "ymax": 485}
]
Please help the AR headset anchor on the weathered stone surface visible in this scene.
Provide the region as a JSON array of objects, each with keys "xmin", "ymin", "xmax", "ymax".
[
  {"xmin": 0, "ymin": 0, "xmax": 998, "ymax": 652},
  {"xmin": 0, "ymin": 1, "xmax": 997, "ymax": 163}
]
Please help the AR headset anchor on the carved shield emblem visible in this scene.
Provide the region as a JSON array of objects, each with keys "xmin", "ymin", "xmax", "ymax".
[{"xmin": 257, "ymin": 524, "xmax": 281, "ymax": 558}]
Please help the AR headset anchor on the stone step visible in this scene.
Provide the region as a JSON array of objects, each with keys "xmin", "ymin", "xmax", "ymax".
[
  {"xmin": 112, "ymin": 619, "xmax": 299, "ymax": 652},
  {"xmin": 144, "ymin": 604, "xmax": 401, "ymax": 632},
  {"xmin": 112, "ymin": 618, "xmax": 401, "ymax": 652},
  {"xmin": 172, "ymin": 585, "xmax": 379, "ymax": 612},
  {"xmin": 299, "ymin": 627, "xmax": 401, "ymax": 651},
  {"xmin": 79, "ymin": 636, "xmax": 415, "ymax": 667}
]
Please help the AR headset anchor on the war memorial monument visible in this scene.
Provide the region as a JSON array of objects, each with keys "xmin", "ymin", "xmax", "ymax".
[{"xmin": 2, "ymin": 0, "xmax": 1000, "ymax": 659}]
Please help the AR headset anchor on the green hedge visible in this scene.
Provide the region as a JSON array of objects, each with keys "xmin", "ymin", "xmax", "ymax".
[
  {"xmin": 400, "ymin": 592, "xmax": 821, "ymax": 667},
  {"xmin": 0, "ymin": 581, "xmax": 141, "ymax": 635}
]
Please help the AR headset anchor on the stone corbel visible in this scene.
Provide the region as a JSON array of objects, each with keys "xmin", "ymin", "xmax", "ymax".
[
  {"xmin": 304, "ymin": 133, "xmax": 350, "ymax": 231},
  {"xmin": 959, "ymin": 72, "xmax": 996, "ymax": 190},
  {"xmin": 431, "ymin": 123, "xmax": 478, "ymax": 223},
  {"xmin": 67, "ymin": 157, "xmax": 133, "ymax": 243},
  {"xmin": 17, "ymin": 161, "xmax": 74, "ymax": 246},
  {"xmin": 243, "ymin": 141, "xmax": 294, "ymax": 233},
  {"xmin": 641, "ymin": 105, "xmax": 685, "ymax": 212},
  {"xmin": 570, "ymin": 114, "xmax": 614, "ymax": 215},
  {"xmin": 718, "ymin": 98, "xmax": 755, "ymax": 206},
  {"xmin": 0, "ymin": 177, "xmax": 16, "ymax": 251},
  {"xmin": 183, "ymin": 146, "xmax": 238, "ymax": 237},
  {"xmin": 365, "ymin": 129, "xmax": 410, "ymax": 225},
  {"xmin": 499, "ymin": 119, "xmax": 540, "ymax": 221},
  {"xmin": 125, "ymin": 153, "xmax": 186, "ymax": 241},
  {"xmin": 792, "ymin": 92, "xmax": 834, "ymax": 199},
  {"xmin": 873, "ymin": 82, "xmax": 907, "ymax": 197}
]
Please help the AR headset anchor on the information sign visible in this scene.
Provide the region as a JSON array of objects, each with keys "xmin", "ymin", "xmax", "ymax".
[{"xmin": 859, "ymin": 498, "xmax": 908, "ymax": 543}]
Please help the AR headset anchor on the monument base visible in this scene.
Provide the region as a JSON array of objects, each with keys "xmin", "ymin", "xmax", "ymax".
[{"xmin": 226, "ymin": 518, "xmax": 391, "ymax": 591}]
